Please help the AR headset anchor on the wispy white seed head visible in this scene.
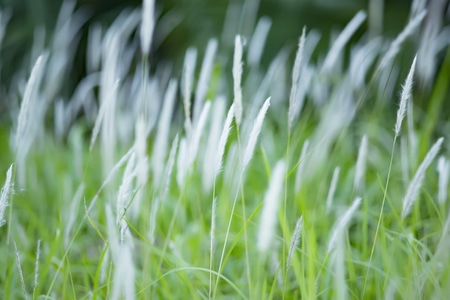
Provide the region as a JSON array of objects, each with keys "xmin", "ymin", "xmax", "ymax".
[
  {"xmin": 402, "ymin": 137, "xmax": 444, "ymax": 219},
  {"xmin": 182, "ymin": 47, "xmax": 197, "ymax": 136},
  {"xmin": 243, "ymin": 97, "xmax": 271, "ymax": 170},
  {"xmin": 287, "ymin": 216, "xmax": 303, "ymax": 268},
  {"xmin": 189, "ymin": 101, "xmax": 211, "ymax": 168},
  {"xmin": 194, "ymin": 39, "xmax": 217, "ymax": 123},
  {"xmin": 0, "ymin": 164, "xmax": 13, "ymax": 227},
  {"xmin": 132, "ymin": 117, "xmax": 149, "ymax": 216},
  {"xmin": 233, "ymin": 35, "xmax": 243, "ymax": 126},
  {"xmin": 395, "ymin": 56, "xmax": 417, "ymax": 137},
  {"xmin": 247, "ymin": 17, "xmax": 272, "ymax": 66},
  {"xmin": 15, "ymin": 53, "xmax": 48, "ymax": 177},
  {"xmin": 328, "ymin": 197, "xmax": 362, "ymax": 253},
  {"xmin": 152, "ymin": 79, "xmax": 178, "ymax": 188},
  {"xmin": 257, "ymin": 160, "xmax": 286, "ymax": 254},
  {"xmin": 33, "ymin": 239, "xmax": 41, "ymax": 292},
  {"xmin": 326, "ymin": 167, "xmax": 341, "ymax": 214},
  {"xmin": 176, "ymin": 137, "xmax": 188, "ymax": 188},
  {"xmin": 14, "ymin": 241, "xmax": 28, "ymax": 298},
  {"xmin": 289, "ymin": 27, "xmax": 307, "ymax": 131},
  {"xmin": 140, "ymin": 0, "xmax": 155, "ymax": 56},
  {"xmin": 215, "ymin": 104, "xmax": 235, "ymax": 176},
  {"xmin": 90, "ymin": 79, "xmax": 120, "ymax": 152},
  {"xmin": 202, "ymin": 98, "xmax": 225, "ymax": 192},
  {"xmin": 437, "ymin": 156, "xmax": 450, "ymax": 204},
  {"xmin": 88, "ymin": 147, "xmax": 135, "ymax": 213},
  {"xmin": 354, "ymin": 135, "xmax": 368, "ymax": 193},
  {"xmin": 322, "ymin": 11, "xmax": 367, "ymax": 73},
  {"xmin": 378, "ymin": 11, "xmax": 425, "ymax": 73}
]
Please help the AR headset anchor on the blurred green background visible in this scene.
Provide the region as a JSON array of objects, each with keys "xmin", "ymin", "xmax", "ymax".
[
  {"xmin": 0, "ymin": 0, "xmax": 414, "ymax": 78},
  {"xmin": 0, "ymin": 0, "xmax": 445, "ymax": 127}
]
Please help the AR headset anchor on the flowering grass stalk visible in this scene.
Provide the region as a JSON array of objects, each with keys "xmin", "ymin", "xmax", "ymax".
[
  {"xmin": 257, "ymin": 161, "xmax": 286, "ymax": 254},
  {"xmin": 402, "ymin": 137, "xmax": 444, "ymax": 219},
  {"xmin": 0, "ymin": 164, "xmax": 13, "ymax": 227}
]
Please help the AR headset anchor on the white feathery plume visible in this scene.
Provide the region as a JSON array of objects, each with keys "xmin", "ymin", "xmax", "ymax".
[
  {"xmin": 176, "ymin": 137, "xmax": 188, "ymax": 188},
  {"xmin": 90, "ymin": 79, "xmax": 120, "ymax": 151},
  {"xmin": 437, "ymin": 156, "xmax": 450, "ymax": 204},
  {"xmin": 202, "ymin": 98, "xmax": 225, "ymax": 192},
  {"xmin": 349, "ymin": 37, "xmax": 381, "ymax": 88},
  {"xmin": 354, "ymin": 135, "xmax": 368, "ymax": 193},
  {"xmin": 402, "ymin": 137, "xmax": 444, "ymax": 219},
  {"xmin": 378, "ymin": 11, "xmax": 425, "ymax": 73},
  {"xmin": 152, "ymin": 79, "xmax": 177, "ymax": 188},
  {"xmin": 328, "ymin": 197, "xmax": 362, "ymax": 253},
  {"xmin": 257, "ymin": 160, "xmax": 286, "ymax": 254},
  {"xmin": 395, "ymin": 56, "xmax": 417, "ymax": 137},
  {"xmin": 215, "ymin": 104, "xmax": 235, "ymax": 176},
  {"xmin": 87, "ymin": 24, "xmax": 102, "ymax": 72},
  {"xmin": 15, "ymin": 54, "xmax": 47, "ymax": 186},
  {"xmin": 286, "ymin": 216, "xmax": 303, "ymax": 268},
  {"xmin": 247, "ymin": 17, "xmax": 271, "ymax": 66},
  {"xmin": 88, "ymin": 147, "xmax": 135, "ymax": 212},
  {"xmin": 116, "ymin": 244, "xmax": 136, "ymax": 300},
  {"xmin": 33, "ymin": 239, "xmax": 41, "ymax": 294},
  {"xmin": 140, "ymin": 0, "xmax": 155, "ymax": 56},
  {"xmin": 117, "ymin": 153, "xmax": 137, "ymax": 242},
  {"xmin": 14, "ymin": 241, "xmax": 28, "ymax": 298},
  {"xmin": 411, "ymin": 0, "xmax": 427, "ymax": 19},
  {"xmin": 131, "ymin": 117, "xmax": 148, "ymax": 217},
  {"xmin": 289, "ymin": 27, "xmax": 306, "ymax": 131},
  {"xmin": 326, "ymin": 167, "xmax": 341, "ymax": 214},
  {"xmin": 0, "ymin": 164, "xmax": 13, "ymax": 227},
  {"xmin": 106, "ymin": 206, "xmax": 135, "ymax": 300},
  {"xmin": 182, "ymin": 47, "xmax": 197, "ymax": 136},
  {"xmin": 100, "ymin": 32, "xmax": 121, "ymax": 178},
  {"xmin": 233, "ymin": 35, "xmax": 243, "ymax": 126},
  {"xmin": 294, "ymin": 139, "xmax": 309, "ymax": 193},
  {"xmin": 161, "ymin": 134, "xmax": 179, "ymax": 202},
  {"xmin": 193, "ymin": 39, "xmax": 217, "ymax": 123},
  {"xmin": 332, "ymin": 231, "xmax": 348, "ymax": 300},
  {"xmin": 243, "ymin": 97, "xmax": 271, "ymax": 171},
  {"xmin": 189, "ymin": 101, "xmax": 211, "ymax": 168},
  {"xmin": 322, "ymin": 11, "xmax": 367, "ymax": 72}
]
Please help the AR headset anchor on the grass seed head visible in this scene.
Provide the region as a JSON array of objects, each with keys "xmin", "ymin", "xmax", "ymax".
[
  {"xmin": 395, "ymin": 56, "xmax": 417, "ymax": 137},
  {"xmin": 402, "ymin": 137, "xmax": 444, "ymax": 219},
  {"xmin": 140, "ymin": 0, "xmax": 155, "ymax": 56},
  {"xmin": 0, "ymin": 164, "xmax": 13, "ymax": 227},
  {"xmin": 257, "ymin": 160, "xmax": 286, "ymax": 254},
  {"xmin": 233, "ymin": 35, "xmax": 243, "ymax": 126}
]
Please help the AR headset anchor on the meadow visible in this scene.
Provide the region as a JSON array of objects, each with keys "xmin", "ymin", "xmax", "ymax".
[{"xmin": 1, "ymin": 0, "xmax": 450, "ymax": 299}]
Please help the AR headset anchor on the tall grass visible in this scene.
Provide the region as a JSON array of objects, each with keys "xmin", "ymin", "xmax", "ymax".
[{"xmin": 1, "ymin": 1, "xmax": 449, "ymax": 299}]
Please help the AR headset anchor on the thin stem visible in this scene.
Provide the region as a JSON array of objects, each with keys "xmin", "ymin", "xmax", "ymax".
[{"xmin": 362, "ymin": 136, "xmax": 397, "ymax": 297}]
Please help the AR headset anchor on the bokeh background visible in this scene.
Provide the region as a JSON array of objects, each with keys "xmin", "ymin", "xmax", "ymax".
[{"xmin": 0, "ymin": 0, "xmax": 448, "ymax": 127}]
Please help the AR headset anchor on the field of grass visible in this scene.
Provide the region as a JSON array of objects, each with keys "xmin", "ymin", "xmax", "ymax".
[{"xmin": 1, "ymin": 0, "xmax": 450, "ymax": 299}]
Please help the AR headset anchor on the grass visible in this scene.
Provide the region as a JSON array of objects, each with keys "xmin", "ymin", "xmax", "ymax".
[{"xmin": 1, "ymin": 1, "xmax": 450, "ymax": 299}]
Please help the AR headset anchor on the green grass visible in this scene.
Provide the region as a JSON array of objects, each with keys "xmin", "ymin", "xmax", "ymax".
[{"xmin": 1, "ymin": 1, "xmax": 450, "ymax": 299}]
